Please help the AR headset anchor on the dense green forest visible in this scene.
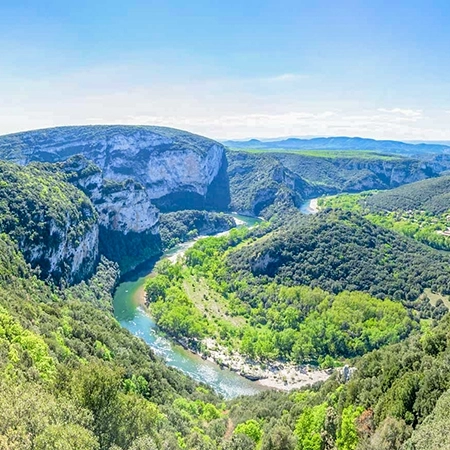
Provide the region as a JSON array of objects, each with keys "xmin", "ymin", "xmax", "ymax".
[
  {"xmin": 2, "ymin": 152, "xmax": 450, "ymax": 449},
  {"xmin": 361, "ymin": 175, "xmax": 450, "ymax": 214},
  {"xmin": 2, "ymin": 219, "xmax": 450, "ymax": 450},
  {"xmin": 145, "ymin": 212, "xmax": 449, "ymax": 364},
  {"xmin": 159, "ymin": 210, "xmax": 235, "ymax": 249},
  {"xmin": 143, "ymin": 213, "xmax": 450, "ymax": 449},
  {"xmin": 229, "ymin": 211, "xmax": 450, "ymax": 300},
  {"xmin": 147, "ymin": 255, "xmax": 417, "ymax": 365},
  {"xmin": 4, "ymin": 222, "xmax": 450, "ymax": 449},
  {"xmin": 227, "ymin": 311, "xmax": 450, "ymax": 450},
  {"xmin": 0, "ymin": 233, "xmax": 232, "ymax": 449},
  {"xmin": 320, "ymin": 176, "xmax": 450, "ymax": 252}
]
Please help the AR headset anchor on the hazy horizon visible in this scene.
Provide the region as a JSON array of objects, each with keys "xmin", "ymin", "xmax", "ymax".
[
  {"xmin": 2, "ymin": 1, "xmax": 450, "ymax": 140},
  {"xmin": 2, "ymin": 124, "xmax": 450, "ymax": 147}
]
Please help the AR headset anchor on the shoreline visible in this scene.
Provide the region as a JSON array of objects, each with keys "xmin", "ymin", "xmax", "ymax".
[
  {"xmin": 130, "ymin": 207, "xmax": 332, "ymax": 393},
  {"xmin": 175, "ymin": 337, "xmax": 332, "ymax": 392}
]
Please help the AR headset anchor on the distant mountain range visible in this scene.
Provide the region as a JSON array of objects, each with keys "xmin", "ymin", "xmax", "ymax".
[{"xmin": 223, "ymin": 136, "xmax": 450, "ymax": 156}]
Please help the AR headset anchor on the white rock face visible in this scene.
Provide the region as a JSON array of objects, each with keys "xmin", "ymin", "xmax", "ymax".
[
  {"xmin": 97, "ymin": 186, "xmax": 159, "ymax": 234},
  {"xmin": 143, "ymin": 143, "xmax": 224, "ymax": 199},
  {"xmin": 1, "ymin": 126, "xmax": 229, "ymax": 234},
  {"xmin": 25, "ymin": 206, "xmax": 99, "ymax": 284}
]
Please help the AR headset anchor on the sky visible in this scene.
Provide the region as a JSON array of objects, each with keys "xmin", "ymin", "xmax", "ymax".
[{"xmin": 1, "ymin": 0, "xmax": 450, "ymax": 140}]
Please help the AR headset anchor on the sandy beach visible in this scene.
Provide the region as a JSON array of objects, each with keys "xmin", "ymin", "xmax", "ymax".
[
  {"xmin": 199, "ymin": 338, "xmax": 331, "ymax": 391},
  {"xmin": 148, "ymin": 213, "xmax": 331, "ymax": 391}
]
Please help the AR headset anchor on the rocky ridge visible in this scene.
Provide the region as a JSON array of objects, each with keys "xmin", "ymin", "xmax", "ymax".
[
  {"xmin": 0, "ymin": 161, "xmax": 99, "ymax": 284},
  {"xmin": 0, "ymin": 125, "xmax": 231, "ymax": 273},
  {"xmin": 227, "ymin": 150, "xmax": 450, "ymax": 216}
]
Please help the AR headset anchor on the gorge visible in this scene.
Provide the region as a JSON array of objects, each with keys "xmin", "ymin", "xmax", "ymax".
[{"xmin": 1, "ymin": 126, "xmax": 450, "ymax": 449}]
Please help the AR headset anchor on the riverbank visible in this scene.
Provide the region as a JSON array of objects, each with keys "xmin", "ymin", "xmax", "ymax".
[
  {"xmin": 114, "ymin": 206, "xmax": 330, "ymax": 396},
  {"xmin": 300, "ymin": 197, "xmax": 320, "ymax": 214},
  {"xmin": 176, "ymin": 337, "xmax": 332, "ymax": 391},
  {"xmin": 166, "ymin": 215, "xmax": 250, "ymax": 263},
  {"xmin": 161, "ymin": 205, "xmax": 332, "ymax": 391}
]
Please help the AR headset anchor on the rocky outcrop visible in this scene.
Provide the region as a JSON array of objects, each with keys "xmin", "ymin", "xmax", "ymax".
[
  {"xmin": 57, "ymin": 155, "xmax": 160, "ymax": 272},
  {"xmin": 228, "ymin": 150, "xmax": 450, "ymax": 216},
  {"xmin": 0, "ymin": 126, "xmax": 231, "ymax": 273},
  {"xmin": 0, "ymin": 161, "xmax": 99, "ymax": 284},
  {"xmin": 59, "ymin": 156, "xmax": 158, "ymax": 233},
  {"xmin": 227, "ymin": 152, "xmax": 316, "ymax": 216},
  {"xmin": 31, "ymin": 218, "xmax": 98, "ymax": 285},
  {"xmin": 0, "ymin": 125, "xmax": 230, "ymax": 216}
]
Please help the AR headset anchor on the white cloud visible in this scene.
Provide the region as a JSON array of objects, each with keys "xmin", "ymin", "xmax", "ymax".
[
  {"xmin": 377, "ymin": 108, "xmax": 423, "ymax": 119},
  {"xmin": 0, "ymin": 64, "xmax": 449, "ymax": 141}
]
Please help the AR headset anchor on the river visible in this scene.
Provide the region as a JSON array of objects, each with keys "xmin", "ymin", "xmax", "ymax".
[
  {"xmin": 113, "ymin": 202, "xmax": 318, "ymax": 398},
  {"xmin": 113, "ymin": 214, "xmax": 265, "ymax": 398}
]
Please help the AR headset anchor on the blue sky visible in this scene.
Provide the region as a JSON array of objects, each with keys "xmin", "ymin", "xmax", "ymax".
[{"xmin": 1, "ymin": 0, "xmax": 450, "ymax": 139}]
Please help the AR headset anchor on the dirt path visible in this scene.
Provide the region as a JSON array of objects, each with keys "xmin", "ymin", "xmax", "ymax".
[{"xmin": 224, "ymin": 418, "xmax": 234, "ymax": 440}]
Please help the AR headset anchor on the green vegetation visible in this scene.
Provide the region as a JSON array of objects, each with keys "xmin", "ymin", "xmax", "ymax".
[
  {"xmin": 159, "ymin": 210, "xmax": 236, "ymax": 250},
  {"xmin": 230, "ymin": 211, "xmax": 450, "ymax": 302},
  {"xmin": 145, "ymin": 222, "xmax": 432, "ymax": 366},
  {"xmin": 3, "ymin": 134, "xmax": 450, "ymax": 448},
  {"xmin": 0, "ymin": 160, "xmax": 98, "ymax": 283},
  {"xmin": 98, "ymin": 226, "xmax": 162, "ymax": 274},
  {"xmin": 0, "ymin": 232, "xmax": 230, "ymax": 449},
  {"xmin": 226, "ymin": 311, "xmax": 450, "ymax": 450},
  {"xmin": 228, "ymin": 147, "xmax": 401, "ymax": 160},
  {"xmin": 362, "ymin": 175, "xmax": 450, "ymax": 214},
  {"xmin": 320, "ymin": 176, "xmax": 450, "ymax": 252}
]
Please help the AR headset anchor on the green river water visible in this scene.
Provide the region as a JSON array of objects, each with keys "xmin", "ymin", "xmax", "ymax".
[{"xmin": 113, "ymin": 204, "xmax": 316, "ymax": 398}]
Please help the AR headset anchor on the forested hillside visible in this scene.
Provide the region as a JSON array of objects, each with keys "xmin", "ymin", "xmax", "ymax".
[
  {"xmin": 226, "ymin": 150, "xmax": 448, "ymax": 216},
  {"xmin": 321, "ymin": 176, "xmax": 450, "ymax": 252},
  {"xmin": 227, "ymin": 312, "xmax": 450, "ymax": 450},
  {"xmin": 229, "ymin": 211, "xmax": 450, "ymax": 300},
  {"xmin": 362, "ymin": 175, "xmax": 450, "ymax": 214},
  {"xmin": 142, "ymin": 211, "xmax": 450, "ymax": 449},
  {"xmin": 0, "ymin": 161, "xmax": 99, "ymax": 283},
  {"xmin": 2, "ymin": 155, "xmax": 450, "ymax": 449},
  {"xmin": 0, "ymin": 233, "xmax": 231, "ymax": 449},
  {"xmin": 2, "ymin": 130, "xmax": 450, "ymax": 449}
]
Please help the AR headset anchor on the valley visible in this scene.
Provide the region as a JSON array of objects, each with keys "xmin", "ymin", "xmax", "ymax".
[
  {"xmin": 114, "ymin": 204, "xmax": 335, "ymax": 396},
  {"xmin": 4, "ymin": 1, "xmax": 450, "ymax": 448},
  {"xmin": 113, "ymin": 213, "xmax": 269, "ymax": 398},
  {"xmin": 0, "ymin": 126, "xmax": 450, "ymax": 449}
]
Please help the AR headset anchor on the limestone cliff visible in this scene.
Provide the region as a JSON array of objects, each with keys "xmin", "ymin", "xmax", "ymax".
[
  {"xmin": 0, "ymin": 161, "xmax": 98, "ymax": 284},
  {"xmin": 0, "ymin": 125, "xmax": 230, "ymax": 272},
  {"xmin": 227, "ymin": 151, "xmax": 450, "ymax": 216},
  {"xmin": 0, "ymin": 125, "xmax": 230, "ymax": 215}
]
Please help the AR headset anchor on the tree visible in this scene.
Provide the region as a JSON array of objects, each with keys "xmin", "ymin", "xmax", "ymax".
[
  {"xmin": 295, "ymin": 403, "xmax": 327, "ymax": 450},
  {"xmin": 262, "ymin": 425, "xmax": 296, "ymax": 450},
  {"xmin": 362, "ymin": 417, "xmax": 411, "ymax": 450},
  {"xmin": 69, "ymin": 363, "xmax": 123, "ymax": 449},
  {"xmin": 336, "ymin": 405, "xmax": 364, "ymax": 450},
  {"xmin": 34, "ymin": 425, "xmax": 99, "ymax": 450},
  {"xmin": 129, "ymin": 435, "xmax": 158, "ymax": 450},
  {"xmin": 234, "ymin": 419, "xmax": 262, "ymax": 444},
  {"xmin": 222, "ymin": 434, "xmax": 256, "ymax": 450}
]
